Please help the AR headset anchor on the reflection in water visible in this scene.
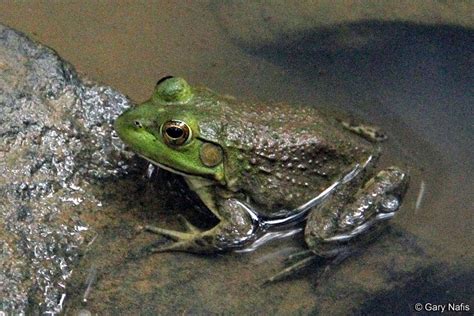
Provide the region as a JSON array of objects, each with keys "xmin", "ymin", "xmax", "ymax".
[
  {"xmin": 252, "ymin": 246, "xmax": 302, "ymax": 264},
  {"xmin": 236, "ymin": 228, "xmax": 302, "ymax": 253}
]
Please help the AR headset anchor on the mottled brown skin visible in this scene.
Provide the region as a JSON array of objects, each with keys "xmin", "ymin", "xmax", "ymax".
[{"xmin": 212, "ymin": 100, "xmax": 377, "ymax": 215}]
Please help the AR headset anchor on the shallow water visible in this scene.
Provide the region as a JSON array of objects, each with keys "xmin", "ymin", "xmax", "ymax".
[{"xmin": 0, "ymin": 1, "xmax": 472, "ymax": 314}]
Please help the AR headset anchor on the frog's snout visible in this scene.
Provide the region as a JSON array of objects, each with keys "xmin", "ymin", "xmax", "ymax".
[{"xmin": 114, "ymin": 110, "xmax": 140, "ymax": 143}]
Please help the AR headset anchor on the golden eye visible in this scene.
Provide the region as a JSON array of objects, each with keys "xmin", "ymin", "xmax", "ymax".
[{"xmin": 162, "ymin": 120, "xmax": 191, "ymax": 146}]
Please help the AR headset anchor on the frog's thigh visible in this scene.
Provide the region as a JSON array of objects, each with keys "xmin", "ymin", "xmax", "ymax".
[
  {"xmin": 213, "ymin": 199, "xmax": 257, "ymax": 248},
  {"xmin": 305, "ymin": 167, "xmax": 409, "ymax": 257}
]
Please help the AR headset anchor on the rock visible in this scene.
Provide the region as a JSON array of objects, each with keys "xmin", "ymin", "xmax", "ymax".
[{"xmin": 0, "ymin": 23, "xmax": 131, "ymax": 314}]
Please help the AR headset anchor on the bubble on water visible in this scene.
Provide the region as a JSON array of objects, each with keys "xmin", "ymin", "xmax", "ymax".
[{"xmin": 77, "ymin": 310, "xmax": 92, "ymax": 316}]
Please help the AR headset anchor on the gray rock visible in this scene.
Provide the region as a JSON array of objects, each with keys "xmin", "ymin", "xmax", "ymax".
[{"xmin": 0, "ymin": 23, "xmax": 131, "ymax": 314}]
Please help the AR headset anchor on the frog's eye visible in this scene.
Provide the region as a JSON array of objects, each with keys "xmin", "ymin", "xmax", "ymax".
[{"xmin": 161, "ymin": 120, "xmax": 192, "ymax": 146}]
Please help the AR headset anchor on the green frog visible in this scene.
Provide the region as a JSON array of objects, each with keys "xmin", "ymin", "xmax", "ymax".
[{"xmin": 114, "ymin": 77, "xmax": 408, "ymax": 277}]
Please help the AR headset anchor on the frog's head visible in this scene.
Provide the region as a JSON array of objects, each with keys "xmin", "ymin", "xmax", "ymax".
[{"xmin": 114, "ymin": 77, "xmax": 225, "ymax": 183}]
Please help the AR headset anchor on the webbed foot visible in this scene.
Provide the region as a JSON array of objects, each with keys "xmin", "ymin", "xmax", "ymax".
[
  {"xmin": 264, "ymin": 250, "xmax": 351, "ymax": 284},
  {"xmin": 264, "ymin": 250, "xmax": 317, "ymax": 284},
  {"xmin": 144, "ymin": 218, "xmax": 218, "ymax": 253},
  {"xmin": 144, "ymin": 199, "xmax": 257, "ymax": 253}
]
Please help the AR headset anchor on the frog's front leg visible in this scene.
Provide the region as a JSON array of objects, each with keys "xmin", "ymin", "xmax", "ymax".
[
  {"xmin": 145, "ymin": 199, "xmax": 257, "ymax": 253},
  {"xmin": 305, "ymin": 166, "xmax": 409, "ymax": 257}
]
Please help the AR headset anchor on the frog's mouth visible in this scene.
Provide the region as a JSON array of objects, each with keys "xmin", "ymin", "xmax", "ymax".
[{"xmin": 136, "ymin": 153, "xmax": 201, "ymax": 178}]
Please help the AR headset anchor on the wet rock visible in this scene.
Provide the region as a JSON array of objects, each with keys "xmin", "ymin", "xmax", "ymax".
[{"xmin": 0, "ymin": 23, "xmax": 131, "ymax": 314}]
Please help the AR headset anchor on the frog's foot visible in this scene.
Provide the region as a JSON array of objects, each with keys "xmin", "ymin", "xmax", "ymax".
[
  {"xmin": 145, "ymin": 225, "xmax": 196, "ymax": 252},
  {"xmin": 145, "ymin": 199, "xmax": 257, "ymax": 253},
  {"xmin": 264, "ymin": 249, "xmax": 350, "ymax": 284},
  {"xmin": 264, "ymin": 250, "xmax": 317, "ymax": 284},
  {"xmin": 145, "ymin": 224, "xmax": 226, "ymax": 253},
  {"xmin": 176, "ymin": 214, "xmax": 201, "ymax": 233},
  {"xmin": 340, "ymin": 120, "xmax": 387, "ymax": 142},
  {"xmin": 305, "ymin": 166, "xmax": 409, "ymax": 257}
]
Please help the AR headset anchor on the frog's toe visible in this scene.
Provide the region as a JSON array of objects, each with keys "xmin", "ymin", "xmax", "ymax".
[
  {"xmin": 144, "ymin": 225, "xmax": 195, "ymax": 241},
  {"xmin": 284, "ymin": 249, "xmax": 313, "ymax": 263},
  {"xmin": 265, "ymin": 250, "xmax": 350, "ymax": 284},
  {"xmin": 145, "ymin": 215, "xmax": 202, "ymax": 240},
  {"xmin": 148, "ymin": 240, "xmax": 193, "ymax": 253},
  {"xmin": 340, "ymin": 120, "xmax": 387, "ymax": 142},
  {"xmin": 265, "ymin": 254, "xmax": 318, "ymax": 284},
  {"xmin": 176, "ymin": 214, "xmax": 202, "ymax": 233},
  {"xmin": 144, "ymin": 225, "xmax": 208, "ymax": 253}
]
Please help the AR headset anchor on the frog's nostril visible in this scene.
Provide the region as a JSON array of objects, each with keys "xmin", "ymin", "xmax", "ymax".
[{"xmin": 134, "ymin": 120, "xmax": 143, "ymax": 128}]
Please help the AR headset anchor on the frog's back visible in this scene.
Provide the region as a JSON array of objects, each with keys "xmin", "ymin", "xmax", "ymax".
[{"xmin": 219, "ymin": 100, "xmax": 377, "ymax": 215}]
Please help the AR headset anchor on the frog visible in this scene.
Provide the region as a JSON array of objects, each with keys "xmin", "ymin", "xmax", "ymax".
[{"xmin": 114, "ymin": 76, "xmax": 409, "ymax": 278}]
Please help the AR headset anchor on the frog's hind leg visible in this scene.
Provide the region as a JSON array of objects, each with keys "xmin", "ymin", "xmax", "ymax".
[
  {"xmin": 305, "ymin": 166, "xmax": 409, "ymax": 258},
  {"xmin": 265, "ymin": 250, "xmax": 318, "ymax": 284},
  {"xmin": 265, "ymin": 167, "xmax": 408, "ymax": 284},
  {"xmin": 265, "ymin": 248, "xmax": 353, "ymax": 284}
]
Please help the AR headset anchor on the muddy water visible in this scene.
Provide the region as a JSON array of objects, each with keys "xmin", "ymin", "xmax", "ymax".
[{"xmin": 0, "ymin": 1, "xmax": 472, "ymax": 314}]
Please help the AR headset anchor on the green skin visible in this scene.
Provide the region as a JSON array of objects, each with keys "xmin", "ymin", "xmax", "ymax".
[{"xmin": 114, "ymin": 77, "xmax": 409, "ymax": 267}]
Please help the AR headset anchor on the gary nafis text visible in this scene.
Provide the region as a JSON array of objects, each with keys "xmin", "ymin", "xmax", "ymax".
[{"xmin": 414, "ymin": 302, "xmax": 470, "ymax": 313}]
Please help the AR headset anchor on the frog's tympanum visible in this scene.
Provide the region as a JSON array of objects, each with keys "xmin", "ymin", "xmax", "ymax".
[{"xmin": 115, "ymin": 77, "xmax": 408, "ymax": 277}]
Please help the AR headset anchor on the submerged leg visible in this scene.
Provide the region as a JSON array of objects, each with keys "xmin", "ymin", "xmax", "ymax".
[
  {"xmin": 285, "ymin": 249, "xmax": 313, "ymax": 263},
  {"xmin": 145, "ymin": 199, "xmax": 257, "ymax": 253},
  {"xmin": 305, "ymin": 166, "xmax": 409, "ymax": 257},
  {"xmin": 265, "ymin": 254, "xmax": 318, "ymax": 284},
  {"xmin": 267, "ymin": 166, "xmax": 408, "ymax": 283}
]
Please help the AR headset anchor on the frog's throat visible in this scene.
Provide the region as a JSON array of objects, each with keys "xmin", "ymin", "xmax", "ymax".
[
  {"xmin": 184, "ymin": 177, "xmax": 222, "ymax": 220},
  {"xmin": 137, "ymin": 153, "xmax": 224, "ymax": 183}
]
